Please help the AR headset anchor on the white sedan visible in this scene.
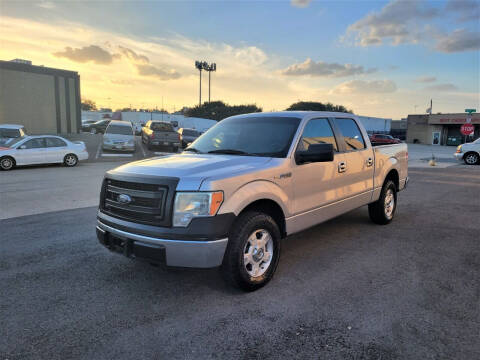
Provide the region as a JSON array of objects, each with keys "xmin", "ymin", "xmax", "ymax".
[{"xmin": 0, "ymin": 135, "xmax": 89, "ymax": 170}]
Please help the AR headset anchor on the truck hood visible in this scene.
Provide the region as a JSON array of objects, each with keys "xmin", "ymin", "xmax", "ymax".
[{"xmin": 108, "ymin": 153, "xmax": 273, "ymax": 190}]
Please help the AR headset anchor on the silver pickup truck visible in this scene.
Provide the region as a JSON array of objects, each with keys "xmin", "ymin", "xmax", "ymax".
[{"xmin": 97, "ymin": 111, "xmax": 408, "ymax": 291}]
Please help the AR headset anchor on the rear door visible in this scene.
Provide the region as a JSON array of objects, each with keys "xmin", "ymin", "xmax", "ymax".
[
  {"xmin": 333, "ymin": 117, "xmax": 374, "ymax": 201},
  {"xmin": 45, "ymin": 137, "xmax": 68, "ymax": 163},
  {"xmin": 14, "ymin": 138, "xmax": 47, "ymax": 165}
]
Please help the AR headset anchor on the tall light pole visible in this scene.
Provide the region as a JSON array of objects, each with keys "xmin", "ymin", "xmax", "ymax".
[{"xmin": 195, "ymin": 61, "xmax": 216, "ymax": 105}]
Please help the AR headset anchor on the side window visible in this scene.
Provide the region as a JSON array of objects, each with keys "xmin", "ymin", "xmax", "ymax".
[
  {"xmin": 23, "ymin": 138, "xmax": 45, "ymax": 149},
  {"xmin": 46, "ymin": 137, "xmax": 67, "ymax": 147},
  {"xmin": 298, "ymin": 118, "xmax": 338, "ymax": 152},
  {"xmin": 334, "ymin": 118, "xmax": 366, "ymax": 151}
]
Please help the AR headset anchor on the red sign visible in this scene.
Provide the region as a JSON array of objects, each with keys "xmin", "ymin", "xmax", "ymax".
[{"xmin": 460, "ymin": 123, "xmax": 475, "ymax": 135}]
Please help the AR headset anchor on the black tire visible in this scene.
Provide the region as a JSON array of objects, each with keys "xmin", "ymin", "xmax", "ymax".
[
  {"xmin": 368, "ymin": 180, "xmax": 397, "ymax": 225},
  {"xmin": 464, "ymin": 152, "xmax": 479, "ymax": 165},
  {"xmin": 64, "ymin": 153, "xmax": 78, "ymax": 167},
  {"xmin": 222, "ymin": 211, "xmax": 281, "ymax": 291},
  {"xmin": 0, "ymin": 156, "xmax": 15, "ymax": 171}
]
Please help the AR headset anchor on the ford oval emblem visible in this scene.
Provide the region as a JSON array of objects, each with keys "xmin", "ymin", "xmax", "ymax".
[{"xmin": 118, "ymin": 194, "xmax": 132, "ymax": 204}]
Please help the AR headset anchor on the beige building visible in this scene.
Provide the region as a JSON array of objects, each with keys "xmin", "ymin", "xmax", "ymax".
[
  {"xmin": 407, "ymin": 113, "xmax": 480, "ymax": 146},
  {"xmin": 0, "ymin": 60, "xmax": 81, "ymax": 134}
]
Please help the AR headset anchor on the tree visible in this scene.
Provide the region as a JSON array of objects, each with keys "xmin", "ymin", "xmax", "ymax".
[
  {"xmin": 184, "ymin": 101, "xmax": 262, "ymax": 121},
  {"xmin": 286, "ymin": 101, "xmax": 353, "ymax": 113},
  {"xmin": 81, "ymin": 99, "xmax": 97, "ymax": 111}
]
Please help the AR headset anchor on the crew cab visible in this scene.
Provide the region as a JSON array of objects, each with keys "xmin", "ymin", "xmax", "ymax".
[
  {"xmin": 97, "ymin": 112, "xmax": 408, "ymax": 291},
  {"xmin": 454, "ymin": 137, "xmax": 480, "ymax": 165},
  {"xmin": 141, "ymin": 121, "xmax": 181, "ymax": 152}
]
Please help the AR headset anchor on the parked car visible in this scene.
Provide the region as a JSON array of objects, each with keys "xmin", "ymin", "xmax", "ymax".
[
  {"xmin": 177, "ymin": 128, "xmax": 200, "ymax": 148},
  {"xmin": 454, "ymin": 137, "xmax": 480, "ymax": 165},
  {"xmin": 0, "ymin": 135, "xmax": 88, "ymax": 170},
  {"xmin": 84, "ymin": 119, "xmax": 111, "ymax": 134},
  {"xmin": 369, "ymin": 134, "xmax": 402, "ymax": 145},
  {"xmin": 81, "ymin": 120, "xmax": 97, "ymax": 132},
  {"xmin": 97, "ymin": 111, "xmax": 408, "ymax": 291},
  {"xmin": 0, "ymin": 124, "xmax": 27, "ymax": 146},
  {"xmin": 130, "ymin": 121, "xmax": 143, "ymax": 136},
  {"xmin": 141, "ymin": 120, "xmax": 181, "ymax": 151},
  {"xmin": 102, "ymin": 120, "xmax": 136, "ymax": 152}
]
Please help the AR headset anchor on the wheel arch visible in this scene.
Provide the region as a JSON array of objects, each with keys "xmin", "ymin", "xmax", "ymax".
[
  {"xmin": 384, "ymin": 168, "xmax": 399, "ymax": 191},
  {"xmin": 0, "ymin": 155, "xmax": 16, "ymax": 168},
  {"xmin": 237, "ymin": 199, "xmax": 287, "ymax": 238}
]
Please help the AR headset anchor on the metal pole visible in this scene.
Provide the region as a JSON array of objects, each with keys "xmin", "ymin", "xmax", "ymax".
[
  {"xmin": 208, "ymin": 70, "xmax": 211, "ymax": 102},
  {"xmin": 199, "ymin": 69, "xmax": 202, "ymax": 106}
]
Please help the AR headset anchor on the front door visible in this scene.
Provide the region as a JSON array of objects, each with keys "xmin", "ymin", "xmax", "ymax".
[
  {"xmin": 15, "ymin": 138, "xmax": 47, "ymax": 165},
  {"xmin": 292, "ymin": 118, "xmax": 345, "ymax": 219},
  {"xmin": 432, "ymin": 131, "xmax": 441, "ymax": 145}
]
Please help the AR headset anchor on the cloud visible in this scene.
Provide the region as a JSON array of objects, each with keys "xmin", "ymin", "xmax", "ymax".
[
  {"xmin": 291, "ymin": 0, "xmax": 312, "ymax": 8},
  {"xmin": 425, "ymin": 83, "xmax": 458, "ymax": 92},
  {"xmin": 435, "ymin": 29, "xmax": 480, "ymax": 53},
  {"xmin": 332, "ymin": 80, "xmax": 397, "ymax": 94},
  {"xmin": 118, "ymin": 46, "xmax": 149, "ymax": 64},
  {"xmin": 346, "ymin": 0, "xmax": 438, "ymax": 46},
  {"xmin": 136, "ymin": 64, "xmax": 181, "ymax": 80},
  {"xmin": 415, "ymin": 76, "xmax": 436, "ymax": 83},
  {"xmin": 36, "ymin": 1, "xmax": 55, "ymax": 9},
  {"xmin": 53, "ymin": 45, "xmax": 116, "ymax": 64},
  {"xmin": 446, "ymin": 0, "xmax": 480, "ymax": 22},
  {"xmin": 281, "ymin": 58, "xmax": 376, "ymax": 77}
]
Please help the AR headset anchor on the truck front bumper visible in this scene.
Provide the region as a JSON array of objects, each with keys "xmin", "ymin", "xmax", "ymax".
[{"xmin": 96, "ymin": 220, "xmax": 228, "ymax": 268}]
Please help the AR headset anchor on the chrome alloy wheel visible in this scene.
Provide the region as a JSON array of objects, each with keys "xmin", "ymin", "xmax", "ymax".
[
  {"xmin": 65, "ymin": 154, "xmax": 77, "ymax": 166},
  {"xmin": 1, "ymin": 157, "xmax": 13, "ymax": 170},
  {"xmin": 243, "ymin": 229, "xmax": 274, "ymax": 277},
  {"xmin": 384, "ymin": 188, "xmax": 395, "ymax": 219},
  {"xmin": 465, "ymin": 153, "xmax": 478, "ymax": 165}
]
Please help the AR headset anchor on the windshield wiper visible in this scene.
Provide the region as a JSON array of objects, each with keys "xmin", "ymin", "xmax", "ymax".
[
  {"xmin": 207, "ymin": 149, "xmax": 251, "ymax": 155},
  {"xmin": 183, "ymin": 147, "xmax": 201, "ymax": 153}
]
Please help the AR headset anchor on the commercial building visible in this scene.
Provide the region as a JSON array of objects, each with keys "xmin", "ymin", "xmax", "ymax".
[
  {"xmin": 407, "ymin": 113, "xmax": 480, "ymax": 146},
  {"xmin": 390, "ymin": 119, "xmax": 407, "ymax": 140},
  {"xmin": 0, "ymin": 59, "xmax": 81, "ymax": 134}
]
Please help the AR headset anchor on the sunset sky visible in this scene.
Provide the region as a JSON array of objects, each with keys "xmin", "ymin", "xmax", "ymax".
[{"xmin": 0, "ymin": 0, "xmax": 479, "ymax": 119}]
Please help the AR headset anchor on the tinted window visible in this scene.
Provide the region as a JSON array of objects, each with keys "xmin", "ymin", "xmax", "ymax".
[
  {"xmin": 189, "ymin": 116, "xmax": 301, "ymax": 157},
  {"xmin": 299, "ymin": 118, "xmax": 337, "ymax": 151},
  {"xmin": 23, "ymin": 138, "xmax": 45, "ymax": 149},
  {"xmin": 182, "ymin": 129, "xmax": 199, "ymax": 136},
  {"xmin": 0, "ymin": 129, "xmax": 21, "ymax": 138},
  {"xmin": 334, "ymin": 118, "xmax": 366, "ymax": 150},
  {"xmin": 106, "ymin": 125, "xmax": 133, "ymax": 135},
  {"xmin": 46, "ymin": 137, "xmax": 67, "ymax": 147},
  {"xmin": 151, "ymin": 122, "xmax": 174, "ymax": 131}
]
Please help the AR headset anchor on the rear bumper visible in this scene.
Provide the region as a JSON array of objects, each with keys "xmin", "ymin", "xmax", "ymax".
[
  {"xmin": 102, "ymin": 143, "xmax": 135, "ymax": 151},
  {"xmin": 97, "ymin": 221, "xmax": 228, "ymax": 268},
  {"xmin": 150, "ymin": 140, "xmax": 180, "ymax": 147}
]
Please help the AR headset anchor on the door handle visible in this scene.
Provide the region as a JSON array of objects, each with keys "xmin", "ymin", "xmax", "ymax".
[
  {"xmin": 338, "ymin": 161, "xmax": 347, "ymax": 173},
  {"xmin": 366, "ymin": 157, "xmax": 374, "ymax": 167}
]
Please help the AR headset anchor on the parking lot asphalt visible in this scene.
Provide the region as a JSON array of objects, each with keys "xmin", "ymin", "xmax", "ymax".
[{"xmin": 1, "ymin": 166, "xmax": 479, "ymax": 360}]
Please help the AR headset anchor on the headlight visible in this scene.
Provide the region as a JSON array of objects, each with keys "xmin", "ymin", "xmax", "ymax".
[
  {"xmin": 456, "ymin": 145, "xmax": 462, "ymax": 153},
  {"xmin": 173, "ymin": 191, "xmax": 223, "ymax": 227}
]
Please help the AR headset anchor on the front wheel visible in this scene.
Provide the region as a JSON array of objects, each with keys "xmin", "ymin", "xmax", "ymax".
[
  {"xmin": 64, "ymin": 154, "xmax": 78, "ymax": 167},
  {"xmin": 368, "ymin": 180, "xmax": 397, "ymax": 225},
  {"xmin": 222, "ymin": 211, "xmax": 281, "ymax": 291},
  {"xmin": 464, "ymin": 152, "xmax": 479, "ymax": 165}
]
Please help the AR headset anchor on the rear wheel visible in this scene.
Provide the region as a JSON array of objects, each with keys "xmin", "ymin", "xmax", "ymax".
[
  {"xmin": 368, "ymin": 180, "xmax": 397, "ymax": 225},
  {"xmin": 464, "ymin": 152, "xmax": 479, "ymax": 165},
  {"xmin": 222, "ymin": 211, "xmax": 281, "ymax": 291},
  {"xmin": 0, "ymin": 156, "xmax": 15, "ymax": 171},
  {"xmin": 64, "ymin": 154, "xmax": 78, "ymax": 167}
]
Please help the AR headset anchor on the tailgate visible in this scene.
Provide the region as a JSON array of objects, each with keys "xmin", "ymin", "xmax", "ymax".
[{"xmin": 153, "ymin": 131, "xmax": 178, "ymax": 141}]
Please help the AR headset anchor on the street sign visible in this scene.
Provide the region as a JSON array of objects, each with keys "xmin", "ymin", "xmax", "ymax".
[
  {"xmin": 460, "ymin": 123, "xmax": 475, "ymax": 136},
  {"xmin": 465, "ymin": 109, "xmax": 476, "ymax": 114}
]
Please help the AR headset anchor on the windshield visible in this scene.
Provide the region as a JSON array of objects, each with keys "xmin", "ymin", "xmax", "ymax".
[
  {"xmin": 1, "ymin": 137, "xmax": 25, "ymax": 147},
  {"xmin": 151, "ymin": 122, "xmax": 174, "ymax": 131},
  {"xmin": 187, "ymin": 116, "xmax": 301, "ymax": 157},
  {"xmin": 106, "ymin": 125, "xmax": 133, "ymax": 135},
  {"xmin": 0, "ymin": 128, "xmax": 21, "ymax": 138},
  {"xmin": 473, "ymin": 138, "xmax": 480, "ymax": 144}
]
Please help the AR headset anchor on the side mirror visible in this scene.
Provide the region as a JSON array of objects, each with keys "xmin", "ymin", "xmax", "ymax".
[
  {"xmin": 295, "ymin": 143, "xmax": 334, "ymax": 165},
  {"xmin": 19, "ymin": 145, "xmax": 27, "ymax": 149}
]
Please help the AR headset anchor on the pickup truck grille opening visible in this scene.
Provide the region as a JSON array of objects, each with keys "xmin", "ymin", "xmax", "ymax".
[{"xmin": 102, "ymin": 179, "xmax": 168, "ymax": 226}]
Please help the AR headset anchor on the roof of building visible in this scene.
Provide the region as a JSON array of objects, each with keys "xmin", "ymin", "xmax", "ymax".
[{"xmin": 0, "ymin": 60, "xmax": 79, "ymax": 79}]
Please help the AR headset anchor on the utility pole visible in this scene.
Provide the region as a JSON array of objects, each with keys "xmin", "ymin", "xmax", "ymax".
[{"xmin": 195, "ymin": 61, "xmax": 203, "ymax": 106}]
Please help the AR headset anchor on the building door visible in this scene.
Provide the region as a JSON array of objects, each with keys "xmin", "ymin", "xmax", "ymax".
[{"xmin": 432, "ymin": 131, "xmax": 440, "ymax": 145}]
